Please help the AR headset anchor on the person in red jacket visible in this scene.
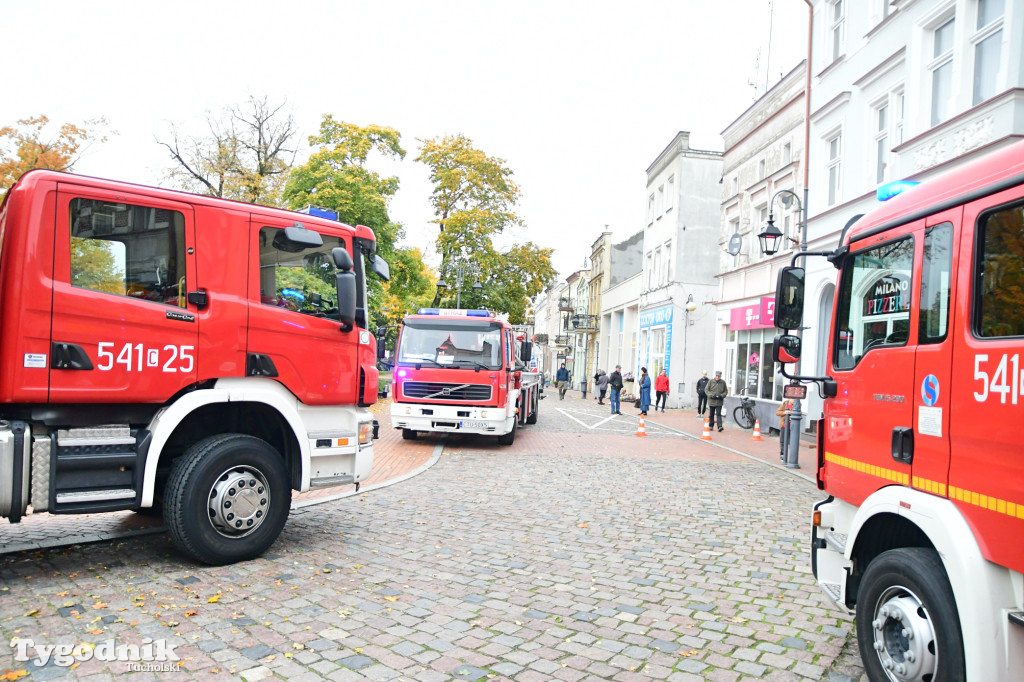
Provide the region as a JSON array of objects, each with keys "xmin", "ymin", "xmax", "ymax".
[{"xmin": 654, "ymin": 369, "xmax": 670, "ymax": 412}]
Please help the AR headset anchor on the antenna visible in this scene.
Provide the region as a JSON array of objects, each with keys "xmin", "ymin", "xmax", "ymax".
[{"xmin": 765, "ymin": 0, "xmax": 774, "ymax": 93}]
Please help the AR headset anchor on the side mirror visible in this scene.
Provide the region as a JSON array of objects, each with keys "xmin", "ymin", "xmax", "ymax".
[
  {"xmin": 333, "ymin": 247, "xmax": 356, "ymax": 332},
  {"xmin": 376, "ymin": 337, "xmax": 386, "ymax": 359},
  {"xmin": 775, "ymin": 266, "xmax": 805, "ymax": 331},
  {"xmin": 773, "ymin": 333, "xmax": 801, "ymax": 363},
  {"xmin": 371, "ymin": 255, "xmax": 390, "ymax": 281},
  {"xmin": 520, "ymin": 341, "xmax": 533, "ymax": 362}
]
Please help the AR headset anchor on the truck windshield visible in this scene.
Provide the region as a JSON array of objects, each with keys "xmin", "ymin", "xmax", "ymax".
[{"xmin": 398, "ymin": 322, "xmax": 503, "ymax": 370}]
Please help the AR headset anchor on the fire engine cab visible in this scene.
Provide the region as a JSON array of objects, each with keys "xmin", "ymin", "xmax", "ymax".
[
  {"xmin": 389, "ymin": 309, "xmax": 541, "ymax": 444},
  {"xmin": 773, "ymin": 139, "xmax": 1024, "ymax": 680},
  {"xmin": 0, "ymin": 170, "xmax": 387, "ymax": 565}
]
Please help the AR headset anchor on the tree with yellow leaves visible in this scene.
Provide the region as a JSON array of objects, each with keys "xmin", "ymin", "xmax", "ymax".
[{"xmin": 0, "ymin": 115, "xmax": 110, "ymax": 193}]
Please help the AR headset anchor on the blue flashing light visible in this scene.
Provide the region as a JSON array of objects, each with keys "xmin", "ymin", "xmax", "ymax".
[
  {"xmin": 281, "ymin": 288, "xmax": 305, "ymax": 301},
  {"xmin": 877, "ymin": 180, "xmax": 920, "ymax": 202},
  {"xmin": 296, "ymin": 205, "xmax": 339, "ymax": 221},
  {"xmin": 417, "ymin": 308, "xmax": 440, "ymax": 315},
  {"xmin": 466, "ymin": 310, "xmax": 490, "ymax": 317}
]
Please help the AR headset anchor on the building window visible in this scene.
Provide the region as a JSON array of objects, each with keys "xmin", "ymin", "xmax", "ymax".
[
  {"xmin": 972, "ymin": 0, "xmax": 1004, "ymax": 106},
  {"xmin": 753, "ymin": 205, "xmax": 768, "ymax": 260},
  {"xmin": 663, "ymin": 241, "xmax": 671, "ymax": 285},
  {"xmin": 826, "ymin": 131, "xmax": 842, "ymax": 206},
  {"xmin": 878, "ymin": 0, "xmax": 890, "ymax": 22},
  {"xmin": 657, "ymin": 185, "xmax": 664, "ymax": 216},
  {"xmin": 830, "ymin": 0, "xmax": 845, "ymax": 61},
  {"xmin": 666, "ymin": 176, "xmax": 674, "ymax": 212},
  {"xmin": 651, "ymin": 327, "xmax": 666, "ymax": 378},
  {"xmin": 783, "ymin": 213, "xmax": 793, "ymax": 251},
  {"xmin": 653, "ymin": 248, "xmax": 661, "ymax": 289},
  {"xmin": 646, "ymin": 252, "xmax": 653, "ymax": 290},
  {"xmin": 894, "ymin": 89, "xmax": 905, "ymax": 146},
  {"xmin": 930, "ymin": 17, "xmax": 955, "ymax": 126},
  {"xmin": 647, "ymin": 194, "xmax": 655, "ymax": 224},
  {"xmin": 874, "ymin": 101, "xmax": 889, "ymax": 184},
  {"xmin": 782, "ymin": 142, "xmax": 792, "ymax": 166},
  {"xmin": 758, "ymin": 158, "xmax": 766, "ymax": 179},
  {"xmin": 732, "ymin": 177, "xmax": 739, "ymax": 196}
]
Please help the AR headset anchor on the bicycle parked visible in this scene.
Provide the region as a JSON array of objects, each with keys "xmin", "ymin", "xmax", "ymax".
[{"xmin": 733, "ymin": 391, "xmax": 757, "ymax": 429}]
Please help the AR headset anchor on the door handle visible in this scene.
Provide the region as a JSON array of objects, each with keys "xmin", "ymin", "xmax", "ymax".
[
  {"xmin": 891, "ymin": 426, "xmax": 914, "ymax": 465},
  {"xmin": 51, "ymin": 342, "xmax": 94, "ymax": 370},
  {"xmin": 187, "ymin": 291, "xmax": 208, "ymax": 308}
]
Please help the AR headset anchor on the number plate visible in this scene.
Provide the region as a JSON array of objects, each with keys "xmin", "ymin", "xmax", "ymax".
[{"xmin": 461, "ymin": 420, "xmax": 489, "ymax": 429}]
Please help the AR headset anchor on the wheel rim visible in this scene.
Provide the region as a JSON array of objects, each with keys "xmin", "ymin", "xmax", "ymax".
[
  {"xmin": 869, "ymin": 586, "xmax": 938, "ymax": 682},
  {"xmin": 207, "ymin": 465, "xmax": 271, "ymax": 538}
]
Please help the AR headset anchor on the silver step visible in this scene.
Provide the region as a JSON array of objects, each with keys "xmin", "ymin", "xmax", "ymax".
[
  {"xmin": 821, "ymin": 582, "xmax": 842, "ymax": 603},
  {"xmin": 823, "ymin": 530, "xmax": 848, "ymax": 553},
  {"xmin": 57, "ymin": 425, "xmax": 135, "ymax": 447},
  {"xmin": 55, "ymin": 489, "xmax": 136, "ymax": 504}
]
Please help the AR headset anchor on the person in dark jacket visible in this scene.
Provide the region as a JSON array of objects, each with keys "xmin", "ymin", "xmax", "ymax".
[
  {"xmin": 638, "ymin": 367, "xmax": 652, "ymax": 416},
  {"xmin": 695, "ymin": 370, "xmax": 709, "ymax": 418},
  {"xmin": 705, "ymin": 370, "xmax": 729, "ymax": 431},
  {"xmin": 608, "ymin": 365, "xmax": 624, "ymax": 414},
  {"xmin": 595, "ymin": 370, "xmax": 609, "ymax": 405},
  {"xmin": 556, "ymin": 363, "xmax": 570, "ymax": 400}
]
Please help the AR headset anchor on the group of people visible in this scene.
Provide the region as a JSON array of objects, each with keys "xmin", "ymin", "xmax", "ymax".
[{"xmin": 555, "ymin": 363, "xmax": 733, "ymax": 430}]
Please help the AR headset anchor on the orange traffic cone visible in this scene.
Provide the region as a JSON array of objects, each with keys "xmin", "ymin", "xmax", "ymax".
[
  {"xmin": 635, "ymin": 413, "xmax": 648, "ymax": 437},
  {"xmin": 700, "ymin": 417, "xmax": 713, "ymax": 441},
  {"xmin": 751, "ymin": 419, "xmax": 763, "ymax": 441}
]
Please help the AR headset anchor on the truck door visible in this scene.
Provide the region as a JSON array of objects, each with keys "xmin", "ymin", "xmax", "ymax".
[
  {"xmin": 909, "ymin": 209, "xmax": 959, "ymax": 499},
  {"xmin": 247, "ymin": 217, "xmax": 358, "ymax": 406},
  {"xmin": 826, "ymin": 224, "xmax": 917, "ymax": 504},
  {"xmin": 50, "ymin": 186, "xmax": 199, "ymax": 402},
  {"xmin": 949, "ymin": 187, "xmax": 1024, "ymax": 573}
]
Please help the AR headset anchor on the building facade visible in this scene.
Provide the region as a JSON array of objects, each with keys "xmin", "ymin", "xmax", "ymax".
[{"xmin": 599, "ymin": 230, "xmax": 644, "ymax": 397}]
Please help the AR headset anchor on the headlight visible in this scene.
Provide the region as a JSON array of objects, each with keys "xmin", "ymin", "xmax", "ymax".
[
  {"xmin": 481, "ymin": 410, "xmax": 488, "ymax": 418},
  {"xmin": 358, "ymin": 422, "xmax": 372, "ymax": 445}
]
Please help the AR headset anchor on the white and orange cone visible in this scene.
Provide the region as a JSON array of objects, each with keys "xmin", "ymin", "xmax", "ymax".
[
  {"xmin": 635, "ymin": 414, "xmax": 648, "ymax": 437},
  {"xmin": 751, "ymin": 419, "xmax": 763, "ymax": 442},
  {"xmin": 700, "ymin": 417, "xmax": 713, "ymax": 441}
]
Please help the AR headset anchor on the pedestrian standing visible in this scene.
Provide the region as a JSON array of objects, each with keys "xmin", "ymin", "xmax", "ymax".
[
  {"xmin": 706, "ymin": 370, "xmax": 729, "ymax": 431},
  {"xmin": 638, "ymin": 367, "xmax": 652, "ymax": 416},
  {"xmin": 776, "ymin": 398, "xmax": 794, "ymax": 461},
  {"xmin": 596, "ymin": 369, "xmax": 609, "ymax": 405},
  {"xmin": 556, "ymin": 363, "xmax": 570, "ymax": 400},
  {"xmin": 654, "ymin": 369, "xmax": 670, "ymax": 412},
  {"xmin": 695, "ymin": 370, "xmax": 709, "ymax": 418},
  {"xmin": 609, "ymin": 365, "xmax": 624, "ymax": 414}
]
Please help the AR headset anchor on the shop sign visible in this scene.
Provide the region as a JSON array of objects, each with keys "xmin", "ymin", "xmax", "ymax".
[{"xmin": 730, "ymin": 296, "xmax": 776, "ymax": 330}]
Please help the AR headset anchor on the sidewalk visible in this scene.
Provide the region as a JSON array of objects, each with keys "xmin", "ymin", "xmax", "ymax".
[{"xmin": 0, "ymin": 399, "xmax": 435, "ymax": 555}]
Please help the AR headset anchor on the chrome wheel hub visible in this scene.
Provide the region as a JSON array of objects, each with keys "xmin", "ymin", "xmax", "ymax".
[
  {"xmin": 208, "ymin": 466, "xmax": 270, "ymax": 538},
  {"xmin": 870, "ymin": 589, "xmax": 937, "ymax": 682}
]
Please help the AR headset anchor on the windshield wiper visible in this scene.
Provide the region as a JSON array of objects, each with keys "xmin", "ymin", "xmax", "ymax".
[{"xmin": 454, "ymin": 360, "xmax": 493, "ymax": 371}]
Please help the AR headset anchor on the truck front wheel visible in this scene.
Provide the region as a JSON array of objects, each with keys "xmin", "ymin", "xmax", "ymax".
[
  {"xmin": 855, "ymin": 548, "xmax": 965, "ymax": 682},
  {"xmin": 497, "ymin": 417, "xmax": 517, "ymax": 445},
  {"xmin": 164, "ymin": 434, "xmax": 290, "ymax": 566}
]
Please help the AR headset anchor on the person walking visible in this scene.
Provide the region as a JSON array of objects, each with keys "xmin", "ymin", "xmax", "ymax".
[
  {"xmin": 705, "ymin": 370, "xmax": 729, "ymax": 431},
  {"xmin": 654, "ymin": 369, "xmax": 670, "ymax": 412},
  {"xmin": 638, "ymin": 367, "xmax": 652, "ymax": 416},
  {"xmin": 556, "ymin": 363, "xmax": 570, "ymax": 400},
  {"xmin": 695, "ymin": 370, "xmax": 709, "ymax": 418},
  {"xmin": 595, "ymin": 369, "xmax": 609, "ymax": 405},
  {"xmin": 609, "ymin": 365, "xmax": 624, "ymax": 414}
]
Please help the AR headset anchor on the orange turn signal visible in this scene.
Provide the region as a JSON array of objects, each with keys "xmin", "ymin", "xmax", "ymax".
[{"xmin": 812, "ymin": 510, "xmax": 822, "ymax": 527}]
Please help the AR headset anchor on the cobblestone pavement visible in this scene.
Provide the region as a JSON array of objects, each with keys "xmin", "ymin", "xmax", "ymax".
[{"xmin": 0, "ymin": 391, "xmax": 866, "ymax": 681}]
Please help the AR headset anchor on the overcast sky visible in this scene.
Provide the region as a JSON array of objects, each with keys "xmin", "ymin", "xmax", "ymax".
[{"xmin": 1, "ymin": 0, "xmax": 808, "ymax": 278}]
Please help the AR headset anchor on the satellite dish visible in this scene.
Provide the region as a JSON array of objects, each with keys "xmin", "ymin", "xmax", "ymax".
[{"xmin": 727, "ymin": 232, "xmax": 743, "ymax": 257}]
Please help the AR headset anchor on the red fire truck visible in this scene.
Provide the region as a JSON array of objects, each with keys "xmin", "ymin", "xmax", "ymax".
[
  {"xmin": 389, "ymin": 309, "xmax": 541, "ymax": 444},
  {"xmin": 773, "ymin": 139, "xmax": 1024, "ymax": 680},
  {"xmin": 0, "ymin": 170, "xmax": 387, "ymax": 565}
]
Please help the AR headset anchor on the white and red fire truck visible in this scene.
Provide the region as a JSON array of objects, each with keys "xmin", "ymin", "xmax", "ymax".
[
  {"xmin": 389, "ymin": 309, "xmax": 541, "ymax": 444},
  {"xmin": 773, "ymin": 139, "xmax": 1024, "ymax": 680},
  {"xmin": 0, "ymin": 170, "xmax": 387, "ymax": 565}
]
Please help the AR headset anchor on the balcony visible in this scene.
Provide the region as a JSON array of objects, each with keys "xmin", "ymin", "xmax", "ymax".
[
  {"xmin": 554, "ymin": 335, "xmax": 570, "ymax": 346},
  {"xmin": 570, "ymin": 314, "xmax": 599, "ymax": 331},
  {"xmin": 558, "ymin": 297, "xmax": 574, "ymax": 311},
  {"xmin": 534, "ymin": 333, "xmax": 549, "ymax": 345}
]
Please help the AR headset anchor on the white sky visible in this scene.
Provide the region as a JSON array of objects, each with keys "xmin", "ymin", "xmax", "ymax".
[{"xmin": 1, "ymin": 0, "xmax": 808, "ymax": 278}]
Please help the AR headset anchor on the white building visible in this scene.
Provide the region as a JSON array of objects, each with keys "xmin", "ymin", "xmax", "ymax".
[
  {"xmin": 638, "ymin": 132, "xmax": 723, "ymax": 408},
  {"xmin": 599, "ymin": 231, "xmax": 644, "ymax": 395},
  {"xmin": 715, "ymin": 61, "xmax": 807, "ymax": 427},
  {"xmin": 798, "ymin": 0, "xmax": 1024, "ymax": 430}
]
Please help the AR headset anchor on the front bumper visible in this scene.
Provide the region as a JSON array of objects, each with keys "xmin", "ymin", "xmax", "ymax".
[{"xmin": 391, "ymin": 402, "xmax": 512, "ymax": 435}]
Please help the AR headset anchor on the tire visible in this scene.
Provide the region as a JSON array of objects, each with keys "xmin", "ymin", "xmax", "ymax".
[
  {"xmin": 402, "ymin": 428, "xmax": 418, "ymax": 440},
  {"xmin": 164, "ymin": 434, "xmax": 290, "ymax": 566},
  {"xmin": 733, "ymin": 406, "xmax": 755, "ymax": 429},
  {"xmin": 856, "ymin": 548, "xmax": 965, "ymax": 682},
  {"xmin": 526, "ymin": 393, "xmax": 538, "ymax": 425},
  {"xmin": 497, "ymin": 416, "xmax": 517, "ymax": 445}
]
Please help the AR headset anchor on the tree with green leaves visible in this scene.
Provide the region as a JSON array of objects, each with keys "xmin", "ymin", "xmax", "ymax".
[
  {"xmin": 417, "ymin": 134, "xmax": 555, "ymax": 323},
  {"xmin": 283, "ymin": 116, "xmax": 407, "ymax": 329},
  {"xmin": 158, "ymin": 95, "xmax": 296, "ymax": 206}
]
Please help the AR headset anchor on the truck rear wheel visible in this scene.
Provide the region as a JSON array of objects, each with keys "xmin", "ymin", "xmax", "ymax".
[
  {"xmin": 856, "ymin": 547, "xmax": 965, "ymax": 682},
  {"xmin": 164, "ymin": 434, "xmax": 290, "ymax": 566},
  {"xmin": 402, "ymin": 429, "xmax": 418, "ymax": 440},
  {"xmin": 526, "ymin": 393, "xmax": 538, "ymax": 424},
  {"xmin": 497, "ymin": 417, "xmax": 517, "ymax": 445}
]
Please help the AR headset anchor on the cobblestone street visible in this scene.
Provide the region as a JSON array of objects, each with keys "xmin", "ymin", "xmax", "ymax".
[{"xmin": 1, "ymin": 394, "xmax": 866, "ymax": 681}]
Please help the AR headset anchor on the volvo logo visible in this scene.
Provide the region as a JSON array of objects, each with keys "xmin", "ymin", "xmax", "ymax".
[{"xmin": 442, "ymin": 388, "xmax": 451, "ymax": 395}]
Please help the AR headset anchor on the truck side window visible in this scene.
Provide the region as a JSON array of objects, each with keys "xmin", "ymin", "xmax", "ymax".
[
  {"xmin": 975, "ymin": 202, "xmax": 1024, "ymax": 338},
  {"xmin": 258, "ymin": 226, "xmax": 344, "ymax": 318},
  {"xmin": 919, "ymin": 223, "xmax": 953, "ymax": 344},
  {"xmin": 69, "ymin": 198, "xmax": 187, "ymax": 308},
  {"xmin": 834, "ymin": 236, "xmax": 914, "ymax": 369}
]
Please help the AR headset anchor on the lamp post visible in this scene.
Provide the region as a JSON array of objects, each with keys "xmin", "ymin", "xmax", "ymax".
[
  {"xmin": 759, "ymin": 188, "xmax": 807, "ymax": 469},
  {"xmin": 436, "ymin": 261, "xmax": 482, "ymax": 309}
]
